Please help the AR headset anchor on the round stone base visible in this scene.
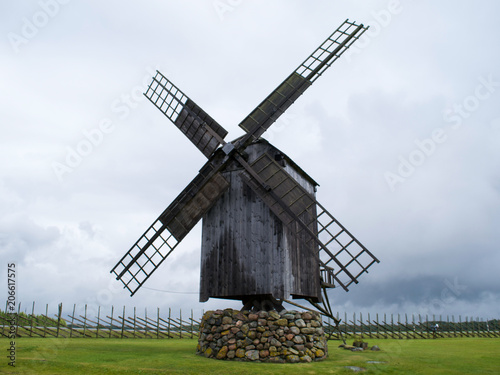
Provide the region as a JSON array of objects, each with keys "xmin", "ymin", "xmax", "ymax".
[{"xmin": 197, "ymin": 308, "xmax": 328, "ymax": 363}]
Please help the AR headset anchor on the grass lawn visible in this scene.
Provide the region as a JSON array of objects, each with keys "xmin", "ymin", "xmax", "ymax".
[{"xmin": 1, "ymin": 337, "xmax": 499, "ymax": 374}]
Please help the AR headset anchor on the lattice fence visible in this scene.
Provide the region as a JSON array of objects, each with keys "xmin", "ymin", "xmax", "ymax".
[{"xmin": 1, "ymin": 303, "xmax": 498, "ymax": 339}]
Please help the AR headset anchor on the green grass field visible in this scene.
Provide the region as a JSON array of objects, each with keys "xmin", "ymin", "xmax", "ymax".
[{"xmin": 1, "ymin": 337, "xmax": 499, "ymax": 374}]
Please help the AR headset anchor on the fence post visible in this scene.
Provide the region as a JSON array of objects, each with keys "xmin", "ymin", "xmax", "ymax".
[
  {"xmin": 367, "ymin": 313, "xmax": 371, "ymax": 338},
  {"xmin": 458, "ymin": 315, "xmax": 462, "ymax": 337},
  {"xmin": 446, "ymin": 315, "xmax": 451, "ymax": 337},
  {"xmin": 417, "ymin": 314, "xmax": 420, "ymax": 338},
  {"xmin": 459, "ymin": 315, "xmax": 463, "ymax": 337},
  {"xmin": 42, "ymin": 304, "xmax": 48, "ymax": 338},
  {"xmin": 56, "ymin": 303, "xmax": 63, "ymax": 338},
  {"xmin": 383, "ymin": 313, "xmax": 387, "ymax": 338},
  {"xmin": 121, "ymin": 306, "xmax": 125, "ymax": 339},
  {"xmin": 396, "ymin": 314, "xmax": 400, "ymax": 338},
  {"xmin": 336, "ymin": 312, "xmax": 340, "ymax": 340},
  {"xmin": 179, "ymin": 309, "xmax": 186, "ymax": 339},
  {"xmin": 83, "ymin": 304, "xmax": 88, "ymax": 337},
  {"xmin": 451, "ymin": 315, "xmax": 456, "ymax": 337},
  {"xmin": 70, "ymin": 304, "xmax": 76, "ymax": 338},
  {"xmin": 411, "ymin": 314, "xmax": 415, "ymax": 339},
  {"xmin": 96, "ymin": 306, "xmax": 101, "ymax": 338},
  {"xmin": 191, "ymin": 309, "xmax": 194, "ymax": 339},
  {"xmin": 393, "ymin": 314, "xmax": 398, "ymax": 339},
  {"xmin": 16, "ymin": 302, "xmax": 21, "ymax": 338},
  {"xmin": 426, "ymin": 314, "xmax": 429, "ymax": 338},
  {"xmin": 133, "ymin": 307, "xmax": 137, "ymax": 338},
  {"xmin": 343, "ymin": 312, "xmax": 347, "ymax": 337},
  {"xmin": 29, "ymin": 301, "xmax": 35, "ymax": 337},
  {"xmin": 168, "ymin": 308, "xmax": 171, "ymax": 339},
  {"xmin": 157, "ymin": 307, "xmax": 160, "ymax": 339},
  {"xmin": 359, "ymin": 312, "xmax": 363, "ymax": 339},
  {"xmin": 353, "ymin": 313, "xmax": 356, "ymax": 338},
  {"xmin": 109, "ymin": 305, "xmax": 114, "ymax": 338},
  {"xmin": 404, "ymin": 314, "xmax": 409, "ymax": 339}
]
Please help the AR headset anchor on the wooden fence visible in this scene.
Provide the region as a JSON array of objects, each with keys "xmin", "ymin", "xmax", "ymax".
[
  {"xmin": 1, "ymin": 303, "xmax": 499, "ymax": 339},
  {"xmin": 1, "ymin": 302, "xmax": 199, "ymax": 339},
  {"xmin": 323, "ymin": 312, "xmax": 500, "ymax": 339}
]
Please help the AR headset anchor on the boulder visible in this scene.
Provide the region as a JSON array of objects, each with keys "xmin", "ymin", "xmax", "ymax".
[
  {"xmin": 245, "ymin": 350, "xmax": 260, "ymax": 361},
  {"xmin": 216, "ymin": 346, "xmax": 228, "ymax": 359},
  {"xmin": 295, "ymin": 319, "xmax": 307, "ymax": 328},
  {"xmin": 286, "ymin": 354, "xmax": 300, "ymax": 363}
]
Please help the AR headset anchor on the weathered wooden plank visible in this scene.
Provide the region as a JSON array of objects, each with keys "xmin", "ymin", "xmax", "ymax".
[{"xmin": 200, "ymin": 141, "xmax": 321, "ymax": 303}]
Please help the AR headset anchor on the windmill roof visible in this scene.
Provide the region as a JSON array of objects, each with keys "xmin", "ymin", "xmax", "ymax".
[{"xmin": 229, "ymin": 136, "xmax": 319, "ymax": 188}]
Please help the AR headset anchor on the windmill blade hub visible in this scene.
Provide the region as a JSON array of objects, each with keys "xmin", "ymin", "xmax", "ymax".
[{"xmin": 222, "ymin": 142, "xmax": 235, "ymax": 155}]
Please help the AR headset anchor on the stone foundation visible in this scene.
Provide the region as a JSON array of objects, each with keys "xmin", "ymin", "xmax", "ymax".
[{"xmin": 197, "ymin": 308, "xmax": 328, "ymax": 363}]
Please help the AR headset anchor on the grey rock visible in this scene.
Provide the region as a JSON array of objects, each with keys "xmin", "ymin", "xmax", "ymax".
[
  {"xmin": 293, "ymin": 335, "xmax": 304, "ymax": 344},
  {"xmin": 286, "ymin": 354, "xmax": 300, "ymax": 363},
  {"xmin": 284, "ymin": 340, "xmax": 294, "ymax": 347},
  {"xmin": 270, "ymin": 338, "xmax": 282, "ymax": 347},
  {"xmin": 300, "ymin": 355, "xmax": 312, "ymax": 363},
  {"xmin": 245, "ymin": 349, "xmax": 260, "ymax": 361},
  {"xmin": 295, "ymin": 319, "xmax": 306, "ymax": 328},
  {"xmin": 288, "ymin": 348, "xmax": 299, "ymax": 355},
  {"xmin": 301, "ymin": 327, "xmax": 316, "ymax": 334},
  {"xmin": 269, "ymin": 311, "xmax": 280, "ymax": 320}
]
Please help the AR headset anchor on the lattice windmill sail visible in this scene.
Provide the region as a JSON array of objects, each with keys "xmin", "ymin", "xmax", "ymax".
[{"xmin": 111, "ymin": 19, "xmax": 379, "ymax": 313}]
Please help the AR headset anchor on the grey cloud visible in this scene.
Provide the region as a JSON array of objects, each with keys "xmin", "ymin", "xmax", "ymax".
[{"xmin": 1, "ymin": 1, "xmax": 500, "ymax": 318}]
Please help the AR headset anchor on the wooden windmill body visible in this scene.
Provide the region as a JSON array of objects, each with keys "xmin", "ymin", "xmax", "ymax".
[
  {"xmin": 200, "ymin": 140, "xmax": 321, "ymax": 304},
  {"xmin": 111, "ymin": 19, "xmax": 379, "ymax": 313}
]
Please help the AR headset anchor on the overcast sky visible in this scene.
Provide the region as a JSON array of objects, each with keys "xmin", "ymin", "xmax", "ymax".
[{"xmin": 1, "ymin": 1, "xmax": 499, "ymax": 320}]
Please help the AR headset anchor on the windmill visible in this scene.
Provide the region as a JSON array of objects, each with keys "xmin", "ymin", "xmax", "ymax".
[{"xmin": 111, "ymin": 19, "xmax": 379, "ymax": 316}]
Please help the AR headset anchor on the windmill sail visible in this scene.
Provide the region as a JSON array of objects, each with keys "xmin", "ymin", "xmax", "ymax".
[
  {"xmin": 237, "ymin": 73, "xmax": 311, "ymax": 142},
  {"xmin": 144, "ymin": 70, "xmax": 228, "ymax": 158},
  {"xmin": 111, "ymin": 161, "xmax": 230, "ymax": 296},
  {"xmin": 159, "ymin": 168, "xmax": 230, "ymax": 241},
  {"xmin": 238, "ymin": 19, "xmax": 368, "ymax": 144},
  {"xmin": 110, "ymin": 218, "xmax": 179, "ymax": 296},
  {"xmin": 295, "ymin": 19, "xmax": 368, "ymax": 83},
  {"xmin": 240, "ymin": 152, "xmax": 378, "ymax": 290}
]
